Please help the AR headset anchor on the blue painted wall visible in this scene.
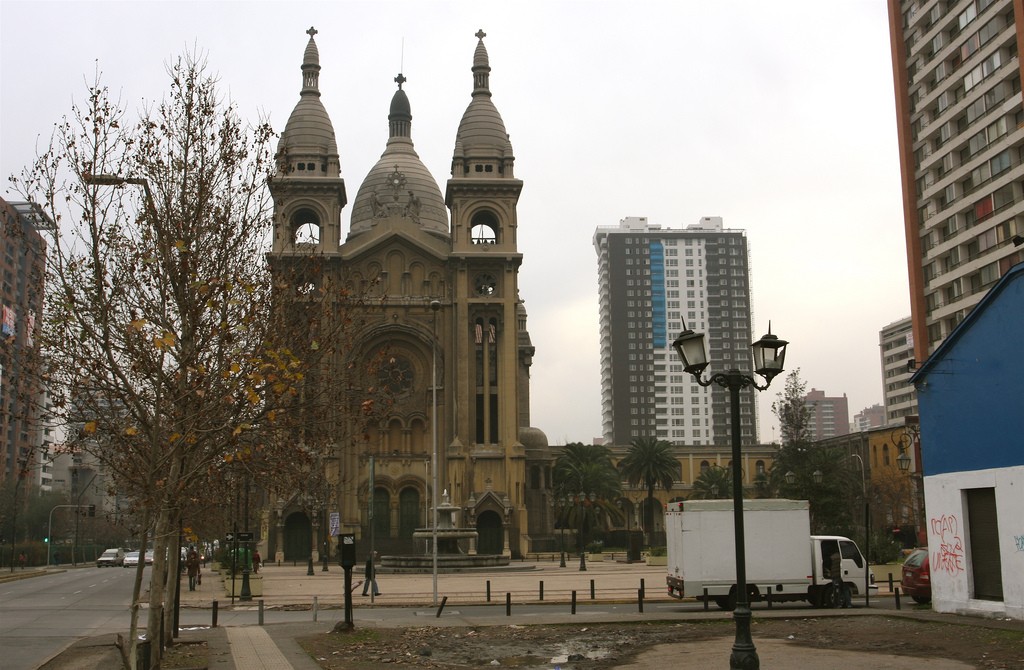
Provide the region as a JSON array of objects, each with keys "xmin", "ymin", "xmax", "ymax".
[{"xmin": 914, "ymin": 265, "xmax": 1024, "ymax": 476}]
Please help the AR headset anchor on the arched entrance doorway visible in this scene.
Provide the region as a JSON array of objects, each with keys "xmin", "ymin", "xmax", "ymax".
[
  {"xmin": 476, "ymin": 510, "xmax": 503, "ymax": 555},
  {"xmin": 283, "ymin": 512, "xmax": 312, "ymax": 561},
  {"xmin": 398, "ymin": 487, "xmax": 420, "ymax": 539}
]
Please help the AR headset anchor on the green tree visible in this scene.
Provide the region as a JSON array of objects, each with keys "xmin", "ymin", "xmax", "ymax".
[
  {"xmin": 618, "ymin": 437, "xmax": 677, "ymax": 545},
  {"xmin": 691, "ymin": 465, "xmax": 732, "ymax": 499},
  {"xmin": 768, "ymin": 369, "xmax": 856, "ymax": 535}
]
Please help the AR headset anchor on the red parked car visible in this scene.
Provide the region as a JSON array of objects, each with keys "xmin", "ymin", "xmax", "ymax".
[{"xmin": 901, "ymin": 548, "xmax": 931, "ymax": 604}]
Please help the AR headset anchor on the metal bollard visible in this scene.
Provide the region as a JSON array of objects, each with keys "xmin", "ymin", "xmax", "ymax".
[
  {"xmin": 767, "ymin": 586, "xmax": 773, "ymax": 609},
  {"xmin": 590, "ymin": 579, "xmax": 595, "ymax": 600},
  {"xmin": 703, "ymin": 588, "xmax": 709, "ymax": 611},
  {"xmin": 486, "ymin": 580, "xmax": 491, "ymax": 602},
  {"xmin": 895, "ymin": 586, "xmax": 902, "ymax": 610},
  {"xmin": 313, "ymin": 595, "xmax": 318, "ymax": 622},
  {"xmin": 888, "ymin": 574, "xmax": 894, "ymax": 592},
  {"xmin": 638, "ymin": 588, "xmax": 644, "ymax": 613},
  {"xmin": 436, "ymin": 595, "xmax": 448, "ymax": 618},
  {"xmin": 640, "ymin": 578, "xmax": 645, "ymax": 598},
  {"xmin": 212, "ymin": 600, "xmax": 218, "ymax": 628},
  {"xmin": 571, "ymin": 590, "xmax": 577, "ymax": 614},
  {"xmin": 259, "ymin": 599, "xmax": 264, "ymax": 626},
  {"xmin": 539, "ymin": 580, "xmax": 544, "ymax": 601},
  {"xmin": 506, "ymin": 592, "xmax": 512, "ymax": 616}
]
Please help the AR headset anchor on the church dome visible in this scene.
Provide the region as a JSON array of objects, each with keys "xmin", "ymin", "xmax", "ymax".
[
  {"xmin": 277, "ymin": 27, "xmax": 339, "ymax": 166},
  {"xmin": 519, "ymin": 426, "xmax": 549, "ymax": 451},
  {"xmin": 349, "ymin": 75, "xmax": 449, "ymax": 238},
  {"xmin": 454, "ymin": 30, "xmax": 514, "ymax": 160}
]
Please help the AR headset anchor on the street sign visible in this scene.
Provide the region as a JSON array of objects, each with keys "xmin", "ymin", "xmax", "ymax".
[
  {"xmin": 238, "ymin": 532, "xmax": 254, "ymax": 542},
  {"xmin": 225, "ymin": 532, "xmax": 235, "ymax": 543}
]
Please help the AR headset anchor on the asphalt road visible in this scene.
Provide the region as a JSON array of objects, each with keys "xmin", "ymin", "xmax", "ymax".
[{"xmin": 0, "ymin": 566, "xmax": 142, "ymax": 670}]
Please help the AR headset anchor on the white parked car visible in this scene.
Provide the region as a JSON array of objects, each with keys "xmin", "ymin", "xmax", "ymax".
[{"xmin": 123, "ymin": 551, "xmax": 141, "ymax": 567}]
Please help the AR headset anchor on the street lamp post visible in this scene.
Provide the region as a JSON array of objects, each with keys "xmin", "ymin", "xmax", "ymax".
[
  {"xmin": 430, "ymin": 300, "xmax": 441, "ymax": 606},
  {"xmin": 673, "ymin": 322, "xmax": 788, "ymax": 670},
  {"xmin": 549, "ymin": 497, "xmax": 567, "ymax": 568},
  {"xmin": 572, "ymin": 493, "xmax": 596, "ymax": 572},
  {"xmin": 893, "ymin": 421, "xmax": 922, "ymax": 544}
]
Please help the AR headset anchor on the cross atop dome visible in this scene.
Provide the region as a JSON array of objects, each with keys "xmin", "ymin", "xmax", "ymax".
[
  {"xmin": 395, "ymin": 73, "xmax": 407, "ymax": 90},
  {"xmin": 307, "ymin": 26, "xmax": 317, "ymax": 38},
  {"xmin": 475, "ymin": 29, "xmax": 486, "ymax": 40}
]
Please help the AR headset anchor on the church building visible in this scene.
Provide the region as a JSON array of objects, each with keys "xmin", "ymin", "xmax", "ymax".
[{"xmin": 264, "ymin": 28, "xmax": 551, "ymax": 563}]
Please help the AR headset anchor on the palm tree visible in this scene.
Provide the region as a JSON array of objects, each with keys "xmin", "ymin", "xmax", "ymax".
[
  {"xmin": 691, "ymin": 465, "xmax": 732, "ymax": 499},
  {"xmin": 618, "ymin": 437, "xmax": 677, "ymax": 546},
  {"xmin": 552, "ymin": 443, "xmax": 623, "ymax": 555}
]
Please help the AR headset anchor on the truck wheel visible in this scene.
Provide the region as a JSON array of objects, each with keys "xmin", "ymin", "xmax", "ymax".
[
  {"xmin": 823, "ymin": 584, "xmax": 840, "ymax": 609},
  {"xmin": 714, "ymin": 596, "xmax": 731, "ymax": 610}
]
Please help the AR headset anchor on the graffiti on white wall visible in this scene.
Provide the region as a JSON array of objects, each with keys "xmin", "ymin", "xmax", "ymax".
[
  {"xmin": 930, "ymin": 514, "xmax": 965, "ymax": 575},
  {"xmin": 1015, "ymin": 535, "xmax": 1024, "ymax": 552}
]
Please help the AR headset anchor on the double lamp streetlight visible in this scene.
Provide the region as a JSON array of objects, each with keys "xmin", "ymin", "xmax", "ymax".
[{"xmin": 672, "ymin": 322, "xmax": 788, "ymax": 670}]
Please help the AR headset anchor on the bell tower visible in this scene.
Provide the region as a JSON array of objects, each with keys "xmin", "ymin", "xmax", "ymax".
[
  {"xmin": 446, "ymin": 30, "xmax": 527, "ymax": 552},
  {"xmin": 269, "ymin": 26, "xmax": 346, "ymax": 261}
]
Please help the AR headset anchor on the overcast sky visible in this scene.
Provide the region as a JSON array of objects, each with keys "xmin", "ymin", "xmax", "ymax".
[{"xmin": 0, "ymin": 0, "xmax": 908, "ymax": 445}]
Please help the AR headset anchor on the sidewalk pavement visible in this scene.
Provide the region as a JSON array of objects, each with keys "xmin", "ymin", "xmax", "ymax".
[{"xmin": 50, "ymin": 558, "xmax": 1024, "ymax": 669}]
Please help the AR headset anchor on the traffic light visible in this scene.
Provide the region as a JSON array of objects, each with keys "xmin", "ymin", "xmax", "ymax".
[
  {"xmin": 88, "ymin": 504, "xmax": 96, "ymax": 517},
  {"xmin": 44, "ymin": 537, "xmax": 48, "ymax": 543}
]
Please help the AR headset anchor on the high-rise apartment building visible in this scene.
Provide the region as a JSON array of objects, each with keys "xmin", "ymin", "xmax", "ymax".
[
  {"xmin": 594, "ymin": 216, "xmax": 757, "ymax": 447},
  {"xmin": 889, "ymin": 0, "xmax": 1024, "ymax": 363},
  {"xmin": 853, "ymin": 403, "xmax": 888, "ymax": 431},
  {"xmin": 804, "ymin": 389, "xmax": 851, "ymax": 441},
  {"xmin": 880, "ymin": 316, "xmax": 919, "ymax": 424},
  {"xmin": 0, "ymin": 199, "xmax": 49, "ymax": 486}
]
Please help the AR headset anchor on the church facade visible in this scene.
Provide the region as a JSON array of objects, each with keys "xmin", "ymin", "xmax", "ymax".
[{"xmin": 264, "ymin": 28, "xmax": 552, "ymax": 563}]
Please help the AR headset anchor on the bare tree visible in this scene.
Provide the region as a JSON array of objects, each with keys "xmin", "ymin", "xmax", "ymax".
[{"xmin": 10, "ymin": 53, "xmax": 384, "ymax": 667}]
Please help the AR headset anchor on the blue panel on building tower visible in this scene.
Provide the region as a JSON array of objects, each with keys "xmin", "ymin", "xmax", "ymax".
[{"xmin": 650, "ymin": 242, "xmax": 666, "ymax": 348}]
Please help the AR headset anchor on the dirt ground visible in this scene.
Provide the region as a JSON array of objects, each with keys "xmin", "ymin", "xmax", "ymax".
[{"xmin": 297, "ymin": 616, "xmax": 1024, "ymax": 669}]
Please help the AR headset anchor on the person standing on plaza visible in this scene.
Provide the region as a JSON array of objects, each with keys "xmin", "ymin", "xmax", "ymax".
[
  {"xmin": 828, "ymin": 547, "xmax": 852, "ymax": 608},
  {"xmin": 362, "ymin": 551, "xmax": 380, "ymax": 596}
]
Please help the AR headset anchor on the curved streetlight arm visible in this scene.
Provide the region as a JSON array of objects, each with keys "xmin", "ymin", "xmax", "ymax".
[
  {"xmin": 690, "ymin": 370, "xmax": 774, "ymax": 393},
  {"xmin": 83, "ymin": 173, "xmax": 158, "ymax": 224}
]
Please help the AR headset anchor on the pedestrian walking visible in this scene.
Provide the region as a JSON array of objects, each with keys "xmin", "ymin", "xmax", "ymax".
[
  {"xmin": 253, "ymin": 549, "xmax": 261, "ymax": 574},
  {"xmin": 18, "ymin": 551, "xmax": 26, "ymax": 570},
  {"xmin": 362, "ymin": 551, "xmax": 380, "ymax": 596},
  {"xmin": 186, "ymin": 549, "xmax": 200, "ymax": 591}
]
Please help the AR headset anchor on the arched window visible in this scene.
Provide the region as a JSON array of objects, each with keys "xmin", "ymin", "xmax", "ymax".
[
  {"xmin": 700, "ymin": 460, "xmax": 710, "ymax": 473},
  {"xmin": 470, "ymin": 211, "xmax": 498, "ymax": 245},
  {"xmin": 883, "ymin": 444, "xmax": 890, "ymax": 466},
  {"xmin": 291, "ymin": 208, "xmax": 321, "ymax": 245}
]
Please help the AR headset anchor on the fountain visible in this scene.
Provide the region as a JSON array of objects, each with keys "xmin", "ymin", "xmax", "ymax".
[{"xmin": 380, "ymin": 490, "xmax": 510, "ymax": 572}]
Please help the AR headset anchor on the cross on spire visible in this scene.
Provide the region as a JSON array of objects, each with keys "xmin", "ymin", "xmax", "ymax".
[
  {"xmin": 475, "ymin": 29, "xmax": 486, "ymax": 40},
  {"xmin": 394, "ymin": 72, "xmax": 407, "ymax": 90},
  {"xmin": 307, "ymin": 26, "xmax": 318, "ymax": 38}
]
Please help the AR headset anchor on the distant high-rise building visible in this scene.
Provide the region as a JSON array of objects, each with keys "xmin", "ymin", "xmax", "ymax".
[
  {"xmin": 594, "ymin": 216, "xmax": 757, "ymax": 447},
  {"xmin": 804, "ymin": 389, "xmax": 850, "ymax": 441},
  {"xmin": 0, "ymin": 199, "xmax": 49, "ymax": 486},
  {"xmin": 853, "ymin": 403, "xmax": 887, "ymax": 432},
  {"xmin": 888, "ymin": 0, "xmax": 1024, "ymax": 362},
  {"xmin": 880, "ymin": 316, "xmax": 919, "ymax": 424}
]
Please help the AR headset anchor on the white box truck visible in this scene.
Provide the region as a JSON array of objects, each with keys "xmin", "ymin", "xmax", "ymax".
[{"xmin": 665, "ymin": 498, "xmax": 867, "ymax": 609}]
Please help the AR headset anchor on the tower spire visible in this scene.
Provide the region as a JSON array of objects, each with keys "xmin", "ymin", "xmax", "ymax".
[{"xmin": 301, "ymin": 26, "xmax": 321, "ymax": 96}]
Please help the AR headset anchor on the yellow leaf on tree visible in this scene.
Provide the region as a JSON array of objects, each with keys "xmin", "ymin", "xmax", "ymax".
[
  {"xmin": 83, "ymin": 421, "xmax": 97, "ymax": 434},
  {"xmin": 124, "ymin": 426, "xmax": 139, "ymax": 436},
  {"xmin": 246, "ymin": 389, "xmax": 260, "ymax": 405},
  {"xmin": 129, "ymin": 319, "xmax": 148, "ymax": 331}
]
